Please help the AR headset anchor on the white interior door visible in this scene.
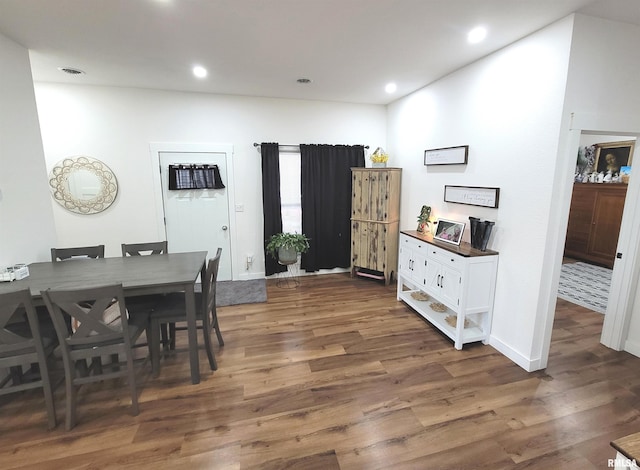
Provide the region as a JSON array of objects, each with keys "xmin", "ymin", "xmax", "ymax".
[{"xmin": 159, "ymin": 151, "xmax": 232, "ymax": 281}]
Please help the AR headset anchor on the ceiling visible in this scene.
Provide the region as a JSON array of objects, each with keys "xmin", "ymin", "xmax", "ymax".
[{"xmin": 0, "ymin": 0, "xmax": 638, "ymax": 105}]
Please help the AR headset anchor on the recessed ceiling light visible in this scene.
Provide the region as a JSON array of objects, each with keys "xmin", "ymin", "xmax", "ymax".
[
  {"xmin": 385, "ymin": 82, "xmax": 397, "ymax": 94},
  {"xmin": 297, "ymin": 78, "xmax": 312, "ymax": 84},
  {"xmin": 467, "ymin": 26, "xmax": 487, "ymax": 44},
  {"xmin": 193, "ymin": 65, "xmax": 207, "ymax": 78},
  {"xmin": 57, "ymin": 67, "xmax": 85, "ymax": 75}
]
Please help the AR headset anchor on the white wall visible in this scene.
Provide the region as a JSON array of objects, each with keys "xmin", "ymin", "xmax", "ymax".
[
  {"xmin": 387, "ymin": 17, "xmax": 575, "ymax": 370},
  {"xmin": 0, "ymin": 33, "xmax": 56, "ymax": 267},
  {"xmin": 33, "ymin": 84, "xmax": 386, "ymax": 279}
]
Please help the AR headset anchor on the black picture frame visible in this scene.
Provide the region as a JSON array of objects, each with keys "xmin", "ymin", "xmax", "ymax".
[
  {"xmin": 444, "ymin": 185, "xmax": 500, "ymax": 208},
  {"xmin": 424, "ymin": 145, "xmax": 469, "ymax": 165}
]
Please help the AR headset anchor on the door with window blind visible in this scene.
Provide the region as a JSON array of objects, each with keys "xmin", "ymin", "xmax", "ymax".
[{"xmin": 159, "ymin": 151, "xmax": 232, "ymax": 281}]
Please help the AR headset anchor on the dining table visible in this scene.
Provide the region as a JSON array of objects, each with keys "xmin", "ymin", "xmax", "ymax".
[{"xmin": 0, "ymin": 251, "xmax": 208, "ymax": 384}]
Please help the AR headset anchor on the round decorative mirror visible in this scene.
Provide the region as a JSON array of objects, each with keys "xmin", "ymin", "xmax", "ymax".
[{"xmin": 49, "ymin": 156, "xmax": 118, "ymax": 214}]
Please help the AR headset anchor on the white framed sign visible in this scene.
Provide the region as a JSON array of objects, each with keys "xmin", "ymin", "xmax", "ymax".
[
  {"xmin": 444, "ymin": 185, "xmax": 500, "ymax": 208},
  {"xmin": 424, "ymin": 145, "xmax": 468, "ymax": 165}
]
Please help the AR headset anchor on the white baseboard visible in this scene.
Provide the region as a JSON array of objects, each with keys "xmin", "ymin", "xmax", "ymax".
[
  {"xmin": 489, "ymin": 335, "xmax": 543, "ymax": 372},
  {"xmin": 236, "ymin": 272, "xmax": 266, "ymax": 281},
  {"xmin": 624, "ymin": 338, "xmax": 640, "ymax": 358}
]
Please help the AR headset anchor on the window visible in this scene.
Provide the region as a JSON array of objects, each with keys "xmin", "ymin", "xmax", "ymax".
[{"xmin": 279, "ymin": 152, "xmax": 302, "ymax": 234}]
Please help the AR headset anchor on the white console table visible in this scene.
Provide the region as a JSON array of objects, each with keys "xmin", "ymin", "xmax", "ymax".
[{"xmin": 397, "ymin": 230, "xmax": 498, "ymax": 349}]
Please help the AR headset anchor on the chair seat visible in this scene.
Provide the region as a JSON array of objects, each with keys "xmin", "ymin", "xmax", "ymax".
[
  {"xmin": 0, "ymin": 322, "xmax": 57, "ymax": 358},
  {"xmin": 59, "ymin": 314, "xmax": 148, "ymax": 353},
  {"xmin": 149, "ymin": 292, "xmax": 205, "ymax": 321}
]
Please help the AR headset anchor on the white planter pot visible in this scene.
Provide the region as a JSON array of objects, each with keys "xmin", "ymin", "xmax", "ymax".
[{"xmin": 278, "ymin": 247, "xmax": 298, "ymax": 264}]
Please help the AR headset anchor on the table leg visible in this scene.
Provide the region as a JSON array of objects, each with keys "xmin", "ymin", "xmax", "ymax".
[{"xmin": 185, "ymin": 283, "xmax": 200, "ymax": 384}]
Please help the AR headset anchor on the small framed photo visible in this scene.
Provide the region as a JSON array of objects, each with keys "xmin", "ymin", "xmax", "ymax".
[{"xmin": 433, "ymin": 219, "xmax": 465, "ymax": 246}]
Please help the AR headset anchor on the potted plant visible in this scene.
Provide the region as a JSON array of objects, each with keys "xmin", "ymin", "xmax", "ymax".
[
  {"xmin": 370, "ymin": 147, "xmax": 389, "ymax": 168},
  {"xmin": 266, "ymin": 232, "xmax": 310, "ymax": 264},
  {"xmin": 416, "ymin": 205, "xmax": 433, "ymax": 233}
]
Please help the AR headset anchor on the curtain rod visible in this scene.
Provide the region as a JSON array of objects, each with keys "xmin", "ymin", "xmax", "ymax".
[{"xmin": 253, "ymin": 143, "xmax": 369, "ymax": 149}]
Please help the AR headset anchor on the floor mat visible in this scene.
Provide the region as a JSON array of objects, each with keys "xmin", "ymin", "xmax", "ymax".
[
  {"xmin": 557, "ymin": 262, "xmax": 611, "ymax": 314},
  {"xmin": 216, "ymin": 279, "xmax": 267, "ymax": 306}
]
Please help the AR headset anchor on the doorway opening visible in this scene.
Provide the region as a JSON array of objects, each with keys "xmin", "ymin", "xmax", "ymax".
[{"xmin": 556, "ymin": 131, "xmax": 638, "ymax": 352}]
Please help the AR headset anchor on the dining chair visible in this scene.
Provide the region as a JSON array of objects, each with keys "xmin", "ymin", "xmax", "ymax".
[
  {"xmin": 149, "ymin": 248, "xmax": 224, "ymax": 377},
  {"xmin": 121, "ymin": 241, "xmax": 168, "ymax": 257},
  {"xmin": 41, "ymin": 284, "xmax": 150, "ymax": 430},
  {"xmin": 0, "ymin": 289, "xmax": 57, "ymax": 430},
  {"xmin": 121, "ymin": 241, "xmax": 173, "ymax": 352},
  {"xmin": 51, "ymin": 245, "xmax": 105, "ymax": 262}
]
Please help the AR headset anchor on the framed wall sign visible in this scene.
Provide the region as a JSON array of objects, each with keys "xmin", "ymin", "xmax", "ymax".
[
  {"xmin": 424, "ymin": 145, "xmax": 468, "ymax": 165},
  {"xmin": 444, "ymin": 185, "xmax": 500, "ymax": 208}
]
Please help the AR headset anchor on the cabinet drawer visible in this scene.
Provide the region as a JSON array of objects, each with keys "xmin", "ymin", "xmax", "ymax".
[
  {"xmin": 427, "ymin": 244, "xmax": 461, "ymax": 271},
  {"xmin": 401, "ymin": 234, "xmax": 427, "ymax": 253}
]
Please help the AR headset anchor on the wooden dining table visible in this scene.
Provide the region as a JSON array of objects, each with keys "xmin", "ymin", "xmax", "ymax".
[{"xmin": 0, "ymin": 251, "xmax": 207, "ymax": 384}]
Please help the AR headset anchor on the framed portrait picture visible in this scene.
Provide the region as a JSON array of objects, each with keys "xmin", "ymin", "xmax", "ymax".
[
  {"xmin": 433, "ymin": 219, "xmax": 465, "ymax": 246},
  {"xmin": 594, "ymin": 140, "xmax": 635, "ymax": 175}
]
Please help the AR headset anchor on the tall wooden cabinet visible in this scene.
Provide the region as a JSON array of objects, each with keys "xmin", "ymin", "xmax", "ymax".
[
  {"xmin": 350, "ymin": 168, "xmax": 401, "ymax": 285},
  {"xmin": 564, "ymin": 183, "xmax": 627, "ymax": 268}
]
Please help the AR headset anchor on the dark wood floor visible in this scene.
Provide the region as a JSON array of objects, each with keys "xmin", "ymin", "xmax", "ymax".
[{"xmin": 1, "ymin": 273, "xmax": 639, "ymax": 469}]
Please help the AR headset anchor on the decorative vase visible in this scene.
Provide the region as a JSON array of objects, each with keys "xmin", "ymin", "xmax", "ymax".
[
  {"xmin": 479, "ymin": 221, "xmax": 495, "ymax": 252},
  {"xmin": 468, "ymin": 216, "xmax": 494, "ymax": 251},
  {"xmin": 372, "ymin": 162, "xmax": 387, "ymax": 168},
  {"xmin": 469, "ymin": 217, "xmax": 481, "ymax": 249}
]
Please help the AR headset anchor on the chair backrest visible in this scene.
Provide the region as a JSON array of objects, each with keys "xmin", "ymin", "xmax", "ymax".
[
  {"xmin": 202, "ymin": 248, "xmax": 222, "ymax": 315},
  {"xmin": 121, "ymin": 241, "xmax": 168, "ymax": 257},
  {"xmin": 41, "ymin": 284, "xmax": 131, "ymax": 353},
  {"xmin": 51, "ymin": 245, "xmax": 105, "ymax": 262},
  {"xmin": 0, "ymin": 289, "xmax": 43, "ymax": 365}
]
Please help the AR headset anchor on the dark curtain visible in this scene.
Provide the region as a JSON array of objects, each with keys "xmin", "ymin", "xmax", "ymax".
[
  {"xmin": 261, "ymin": 142, "xmax": 287, "ymax": 276},
  {"xmin": 300, "ymin": 144, "xmax": 365, "ymax": 272}
]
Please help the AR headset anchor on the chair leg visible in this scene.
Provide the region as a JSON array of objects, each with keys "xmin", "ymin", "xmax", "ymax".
[
  {"xmin": 110, "ymin": 353, "xmax": 120, "ymax": 371},
  {"xmin": 65, "ymin": 369, "xmax": 77, "ymax": 431},
  {"xmin": 76, "ymin": 359, "xmax": 89, "ymax": 377},
  {"xmin": 125, "ymin": 351, "xmax": 139, "ymax": 416},
  {"xmin": 9, "ymin": 366, "xmax": 23, "ymax": 385},
  {"xmin": 145, "ymin": 325, "xmax": 154, "ymax": 366},
  {"xmin": 160, "ymin": 323, "xmax": 169, "ymax": 352},
  {"xmin": 203, "ymin": 322, "xmax": 217, "ymax": 371},
  {"xmin": 39, "ymin": 357, "xmax": 57, "ymax": 430},
  {"xmin": 213, "ymin": 317, "xmax": 224, "ymax": 346},
  {"xmin": 169, "ymin": 322, "xmax": 176, "ymax": 350},
  {"xmin": 149, "ymin": 318, "xmax": 161, "ymax": 378},
  {"xmin": 91, "ymin": 356, "xmax": 103, "ymax": 375}
]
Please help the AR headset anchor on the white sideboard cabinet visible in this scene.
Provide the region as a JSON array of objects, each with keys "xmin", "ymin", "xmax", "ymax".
[{"xmin": 397, "ymin": 230, "xmax": 498, "ymax": 349}]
